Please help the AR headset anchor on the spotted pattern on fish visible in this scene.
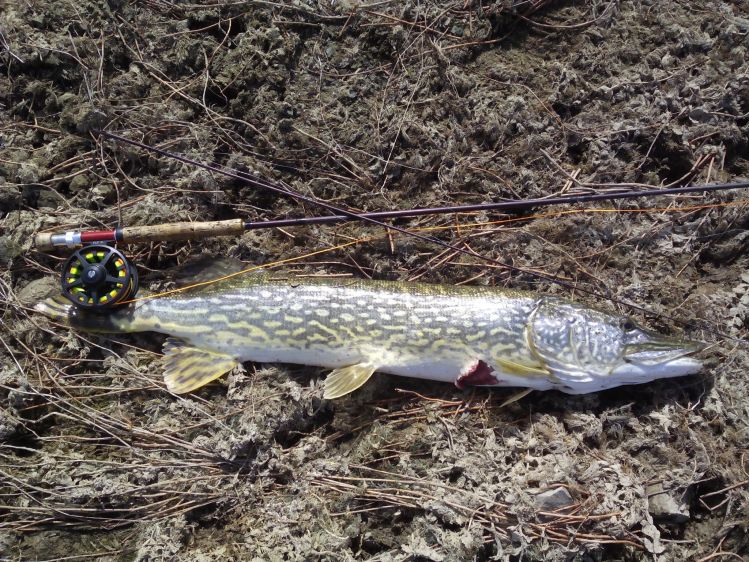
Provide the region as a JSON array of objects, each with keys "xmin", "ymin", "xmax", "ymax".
[{"xmin": 132, "ymin": 278, "xmax": 540, "ymax": 371}]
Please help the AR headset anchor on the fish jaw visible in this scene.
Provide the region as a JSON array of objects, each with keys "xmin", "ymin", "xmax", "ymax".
[
  {"xmin": 606, "ymin": 356, "xmax": 703, "ymax": 389},
  {"xmin": 603, "ymin": 330, "xmax": 705, "ymax": 391}
]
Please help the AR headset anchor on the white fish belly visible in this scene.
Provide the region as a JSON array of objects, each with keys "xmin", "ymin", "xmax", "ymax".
[
  {"xmin": 201, "ymin": 337, "xmax": 474, "ymax": 385},
  {"xmin": 228, "ymin": 343, "xmax": 468, "ymax": 383},
  {"xmin": 224, "ymin": 340, "xmax": 554, "ymax": 391}
]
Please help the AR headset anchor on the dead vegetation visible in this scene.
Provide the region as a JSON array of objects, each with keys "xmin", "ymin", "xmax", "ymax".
[{"xmin": 2, "ymin": 0, "xmax": 749, "ymax": 560}]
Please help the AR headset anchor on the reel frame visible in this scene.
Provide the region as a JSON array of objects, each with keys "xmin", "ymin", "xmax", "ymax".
[{"xmin": 60, "ymin": 245, "xmax": 138, "ymax": 310}]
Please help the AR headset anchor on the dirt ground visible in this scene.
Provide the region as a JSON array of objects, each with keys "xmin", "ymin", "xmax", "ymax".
[{"xmin": 1, "ymin": 0, "xmax": 749, "ymax": 560}]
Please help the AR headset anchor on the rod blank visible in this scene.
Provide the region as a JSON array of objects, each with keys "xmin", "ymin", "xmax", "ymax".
[{"xmin": 34, "ymin": 179, "xmax": 749, "ymax": 251}]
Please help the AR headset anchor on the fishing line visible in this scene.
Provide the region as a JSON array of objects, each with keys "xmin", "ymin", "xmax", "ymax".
[
  {"xmin": 91, "ymin": 131, "xmax": 747, "ymax": 316},
  {"xmin": 423, "ymin": 197, "xmax": 749, "ymax": 234},
  {"xmin": 92, "ymin": 131, "xmax": 614, "ymax": 297}
]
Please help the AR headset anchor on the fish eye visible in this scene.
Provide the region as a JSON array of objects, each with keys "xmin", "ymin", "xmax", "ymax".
[{"xmin": 622, "ymin": 319, "xmax": 637, "ymax": 332}]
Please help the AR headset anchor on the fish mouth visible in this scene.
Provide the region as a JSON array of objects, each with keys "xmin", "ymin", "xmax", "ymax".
[
  {"xmin": 622, "ymin": 337, "xmax": 705, "ymax": 367},
  {"xmin": 607, "ymin": 336, "xmax": 704, "ymax": 384}
]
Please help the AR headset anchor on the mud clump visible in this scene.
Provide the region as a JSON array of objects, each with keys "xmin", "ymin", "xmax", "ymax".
[{"xmin": 2, "ymin": 1, "xmax": 749, "ymax": 560}]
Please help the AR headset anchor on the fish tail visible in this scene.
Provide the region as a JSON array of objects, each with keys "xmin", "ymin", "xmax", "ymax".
[
  {"xmin": 34, "ymin": 294, "xmax": 75, "ymax": 322},
  {"xmin": 35, "ymin": 295, "xmax": 137, "ymax": 333}
]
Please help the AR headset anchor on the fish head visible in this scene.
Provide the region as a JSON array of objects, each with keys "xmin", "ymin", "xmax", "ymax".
[{"xmin": 528, "ymin": 299, "xmax": 703, "ymax": 393}]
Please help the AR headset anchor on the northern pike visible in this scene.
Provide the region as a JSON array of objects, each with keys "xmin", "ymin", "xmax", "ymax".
[{"xmin": 35, "ymin": 274, "xmax": 703, "ymax": 399}]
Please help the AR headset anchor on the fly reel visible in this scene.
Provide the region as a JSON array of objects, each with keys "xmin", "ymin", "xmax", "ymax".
[{"xmin": 61, "ymin": 245, "xmax": 138, "ymax": 310}]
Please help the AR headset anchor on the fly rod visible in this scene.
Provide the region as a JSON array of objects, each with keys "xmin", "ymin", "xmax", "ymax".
[
  {"xmin": 34, "ymin": 181, "xmax": 749, "ymax": 250},
  {"xmin": 35, "ymin": 131, "xmax": 749, "ymax": 253}
]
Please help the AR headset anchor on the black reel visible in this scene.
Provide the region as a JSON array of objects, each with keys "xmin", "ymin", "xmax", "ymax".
[{"xmin": 61, "ymin": 245, "xmax": 138, "ymax": 310}]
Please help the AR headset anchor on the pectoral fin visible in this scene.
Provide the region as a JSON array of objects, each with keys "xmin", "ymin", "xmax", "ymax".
[
  {"xmin": 494, "ymin": 357, "xmax": 550, "ymax": 377},
  {"xmin": 323, "ymin": 362, "xmax": 378, "ymax": 399},
  {"xmin": 162, "ymin": 338, "xmax": 239, "ymax": 393}
]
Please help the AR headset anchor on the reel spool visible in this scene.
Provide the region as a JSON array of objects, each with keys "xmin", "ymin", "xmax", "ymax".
[{"xmin": 61, "ymin": 245, "xmax": 138, "ymax": 310}]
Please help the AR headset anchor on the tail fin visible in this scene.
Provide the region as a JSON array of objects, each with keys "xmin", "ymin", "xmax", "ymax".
[
  {"xmin": 35, "ymin": 295, "xmax": 74, "ymax": 322},
  {"xmin": 35, "ymin": 295, "xmax": 134, "ymax": 333}
]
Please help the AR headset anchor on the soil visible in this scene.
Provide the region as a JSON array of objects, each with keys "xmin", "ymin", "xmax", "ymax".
[{"xmin": 2, "ymin": 1, "xmax": 749, "ymax": 560}]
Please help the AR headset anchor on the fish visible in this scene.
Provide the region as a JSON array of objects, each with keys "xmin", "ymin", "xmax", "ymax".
[{"xmin": 34, "ymin": 272, "xmax": 704, "ymax": 399}]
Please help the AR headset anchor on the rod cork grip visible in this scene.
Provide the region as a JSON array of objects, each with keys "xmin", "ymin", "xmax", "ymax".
[
  {"xmin": 121, "ymin": 219, "xmax": 246, "ymax": 243},
  {"xmin": 34, "ymin": 232, "xmax": 55, "ymax": 251}
]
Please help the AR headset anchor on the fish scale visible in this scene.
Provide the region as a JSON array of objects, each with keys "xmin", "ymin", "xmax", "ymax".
[
  {"xmin": 139, "ymin": 278, "xmax": 537, "ymax": 370},
  {"xmin": 35, "ymin": 273, "xmax": 703, "ymax": 398}
]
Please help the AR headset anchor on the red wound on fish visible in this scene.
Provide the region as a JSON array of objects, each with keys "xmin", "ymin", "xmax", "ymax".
[{"xmin": 455, "ymin": 360, "xmax": 498, "ymax": 389}]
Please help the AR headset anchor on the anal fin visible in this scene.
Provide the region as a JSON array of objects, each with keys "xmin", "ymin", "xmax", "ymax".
[
  {"xmin": 323, "ymin": 362, "xmax": 378, "ymax": 399},
  {"xmin": 162, "ymin": 337, "xmax": 239, "ymax": 393}
]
